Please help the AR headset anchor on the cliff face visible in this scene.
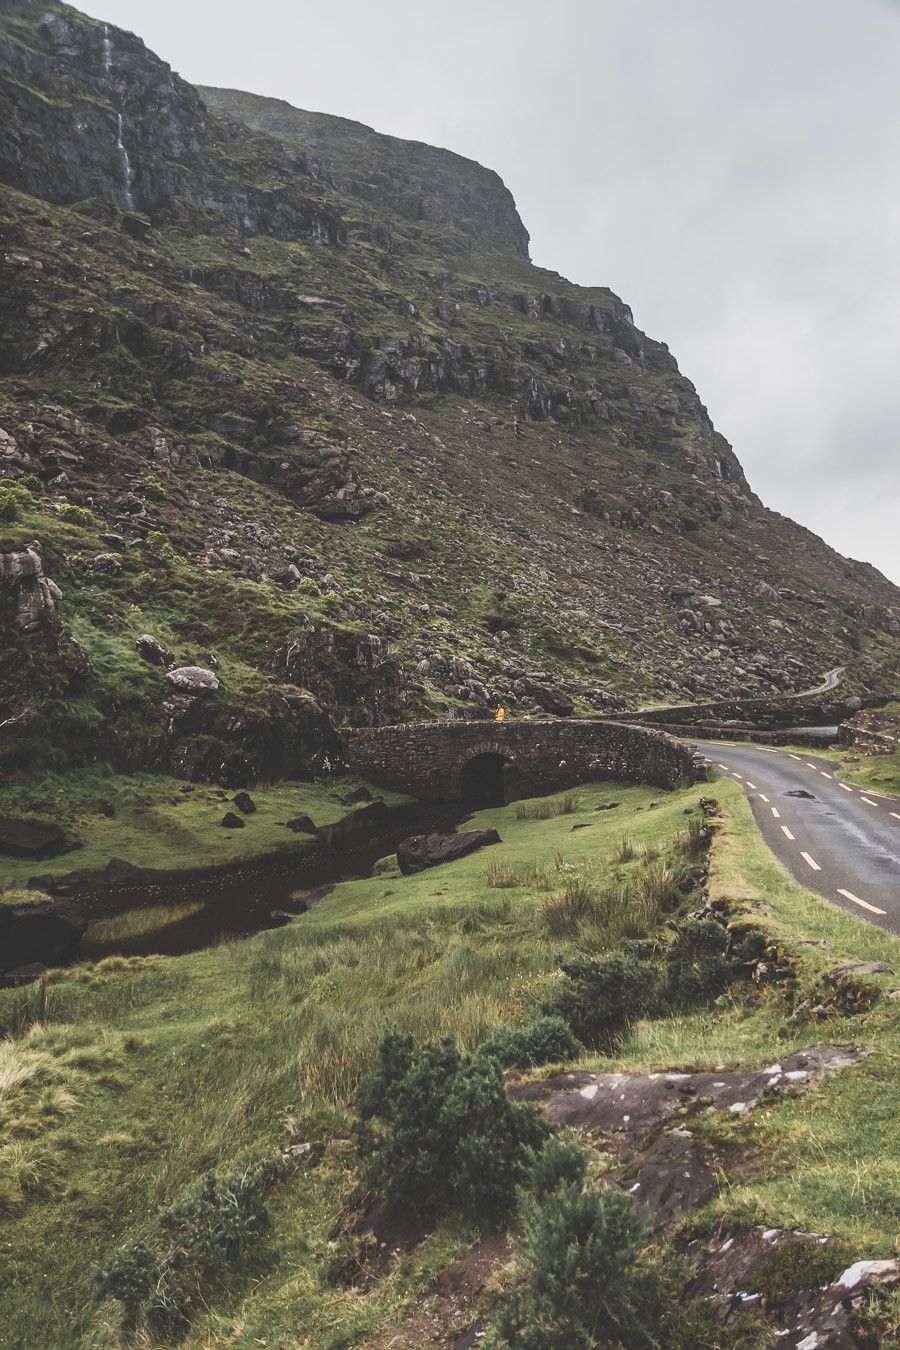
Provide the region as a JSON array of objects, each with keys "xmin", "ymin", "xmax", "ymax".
[
  {"xmin": 199, "ymin": 87, "xmax": 532, "ymax": 260},
  {"xmin": 0, "ymin": 0, "xmax": 897, "ymax": 777}
]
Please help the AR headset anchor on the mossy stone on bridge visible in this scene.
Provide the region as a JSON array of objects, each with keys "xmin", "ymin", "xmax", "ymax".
[{"xmin": 345, "ymin": 719, "xmax": 700, "ymax": 803}]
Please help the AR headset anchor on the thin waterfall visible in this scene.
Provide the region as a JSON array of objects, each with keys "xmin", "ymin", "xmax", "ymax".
[
  {"xmin": 116, "ymin": 113, "xmax": 135, "ymax": 210},
  {"xmin": 102, "ymin": 25, "xmax": 135, "ymax": 210}
]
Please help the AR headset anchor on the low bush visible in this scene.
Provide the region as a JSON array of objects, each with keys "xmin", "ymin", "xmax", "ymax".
[
  {"xmin": 665, "ymin": 919, "xmax": 731, "ymax": 1006},
  {"xmin": 58, "ymin": 503, "xmax": 96, "ymax": 527},
  {"xmin": 141, "ymin": 475, "xmax": 166, "ymax": 501},
  {"xmin": 490, "ymin": 1180, "xmax": 659, "ymax": 1349},
  {"xmin": 542, "ymin": 951, "xmax": 659, "ymax": 1050},
  {"xmin": 95, "ymin": 1157, "xmax": 284, "ymax": 1338},
  {"xmin": 0, "ymin": 482, "xmax": 38, "ymax": 523},
  {"xmin": 481, "ymin": 1014, "xmax": 582, "ymax": 1070},
  {"xmin": 355, "ymin": 1031, "xmax": 549, "ymax": 1226}
]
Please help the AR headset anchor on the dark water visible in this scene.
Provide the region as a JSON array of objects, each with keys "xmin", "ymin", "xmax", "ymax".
[{"xmin": 80, "ymin": 801, "xmax": 465, "ymax": 959}]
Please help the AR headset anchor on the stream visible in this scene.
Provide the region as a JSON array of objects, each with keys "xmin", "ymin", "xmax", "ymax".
[{"xmin": 79, "ymin": 800, "xmax": 465, "ymax": 960}]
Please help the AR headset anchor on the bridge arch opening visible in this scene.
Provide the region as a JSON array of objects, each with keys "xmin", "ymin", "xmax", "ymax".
[{"xmin": 459, "ymin": 752, "xmax": 522, "ymax": 808}]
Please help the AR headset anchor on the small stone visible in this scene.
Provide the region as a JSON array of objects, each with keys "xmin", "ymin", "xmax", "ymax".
[
  {"xmin": 220, "ymin": 812, "xmax": 245, "ymax": 829},
  {"xmin": 232, "ymin": 791, "xmax": 256, "ymax": 814}
]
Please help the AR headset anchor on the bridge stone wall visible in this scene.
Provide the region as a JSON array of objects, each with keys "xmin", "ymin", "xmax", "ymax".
[{"xmin": 345, "ymin": 719, "xmax": 701, "ymax": 801}]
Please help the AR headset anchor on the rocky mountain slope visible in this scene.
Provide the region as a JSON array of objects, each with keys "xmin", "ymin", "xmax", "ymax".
[{"xmin": 1, "ymin": 0, "xmax": 897, "ymax": 782}]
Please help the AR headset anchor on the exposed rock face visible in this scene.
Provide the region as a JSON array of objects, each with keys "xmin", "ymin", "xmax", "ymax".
[
  {"xmin": 396, "ymin": 828, "xmax": 501, "ymax": 874},
  {"xmin": 0, "ymin": 546, "xmax": 61, "ymax": 632},
  {"xmin": 199, "ymin": 87, "xmax": 531, "ymax": 260},
  {"xmin": 0, "ymin": 900, "xmax": 87, "ymax": 971},
  {"xmin": 512, "ymin": 1046, "xmax": 872, "ymax": 1233}
]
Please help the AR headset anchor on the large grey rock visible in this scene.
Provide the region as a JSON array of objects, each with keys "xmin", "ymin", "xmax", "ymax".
[
  {"xmin": 396, "ymin": 828, "xmax": 501, "ymax": 875},
  {"xmin": 136, "ymin": 633, "xmax": 174, "ymax": 667},
  {"xmin": 0, "ymin": 547, "xmax": 61, "ymax": 633},
  {"xmin": 164, "ymin": 665, "xmax": 219, "ymax": 695}
]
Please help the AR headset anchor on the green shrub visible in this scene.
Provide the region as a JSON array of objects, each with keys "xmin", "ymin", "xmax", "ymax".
[
  {"xmin": 0, "ymin": 482, "xmax": 37, "ymax": 523},
  {"xmin": 525, "ymin": 1130, "xmax": 590, "ymax": 1200},
  {"xmin": 665, "ymin": 919, "xmax": 731, "ymax": 1006},
  {"xmin": 355, "ymin": 1031, "xmax": 549, "ymax": 1226},
  {"xmin": 95, "ymin": 1157, "xmax": 283, "ymax": 1338},
  {"xmin": 58, "ymin": 503, "xmax": 96, "ymax": 527},
  {"xmin": 481, "ymin": 1014, "xmax": 582, "ymax": 1070},
  {"xmin": 542, "ymin": 951, "xmax": 659, "ymax": 1050},
  {"xmin": 491, "ymin": 1184, "xmax": 658, "ymax": 1349},
  {"xmin": 141, "ymin": 475, "xmax": 166, "ymax": 501}
]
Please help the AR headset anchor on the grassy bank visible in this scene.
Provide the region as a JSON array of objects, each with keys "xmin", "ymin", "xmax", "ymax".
[
  {"xmin": 0, "ymin": 767, "xmax": 408, "ymax": 890},
  {"xmin": 1, "ymin": 776, "xmax": 897, "ymax": 1347}
]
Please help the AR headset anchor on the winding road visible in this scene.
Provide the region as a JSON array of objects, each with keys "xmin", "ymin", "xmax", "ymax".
[{"xmin": 694, "ymin": 740, "xmax": 900, "ymax": 937}]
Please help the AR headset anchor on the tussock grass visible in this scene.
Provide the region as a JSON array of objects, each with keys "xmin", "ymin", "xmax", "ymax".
[
  {"xmin": 515, "ymin": 792, "xmax": 580, "ymax": 821},
  {"xmin": 614, "ymin": 835, "xmax": 638, "ymax": 863}
]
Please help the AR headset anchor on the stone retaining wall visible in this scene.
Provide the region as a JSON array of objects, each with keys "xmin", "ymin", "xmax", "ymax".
[{"xmin": 345, "ymin": 719, "xmax": 702, "ymax": 801}]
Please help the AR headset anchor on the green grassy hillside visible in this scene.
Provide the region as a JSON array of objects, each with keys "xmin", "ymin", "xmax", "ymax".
[{"xmin": 1, "ymin": 776, "xmax": 897, "ymax": 1347}]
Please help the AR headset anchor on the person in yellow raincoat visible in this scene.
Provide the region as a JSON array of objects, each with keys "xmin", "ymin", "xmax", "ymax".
[{"xmin": 495, "ymin": 705, "xmax": 505, "ymax": 722}]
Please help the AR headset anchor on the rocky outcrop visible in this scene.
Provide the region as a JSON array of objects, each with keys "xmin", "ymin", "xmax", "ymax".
[
  {"xmin": 396, "ymin": 828, "xmax": 501, "ymax": 874},
  {"xmin": 0, "ymin": 2, "xmax": 341, "ymax": 243},
  {"xmin": 199, "ymin": 86, "xmax": 531, "ymax": 260},
  {"xmin": 513, "ymin": 1046, "xmax": 871, "ymax": 1234},
  {"xmin": 0, "ymin": 545, "xmax": 61, "ymax": 632},
  {"xmin": 164, "ymin": 665, "xmax": 219, "ymax": 695}
]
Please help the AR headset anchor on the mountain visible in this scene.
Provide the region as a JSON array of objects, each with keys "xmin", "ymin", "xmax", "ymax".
[{"xmin": 1, "ymin": 0, "xmax": 897, "ymax": 782}]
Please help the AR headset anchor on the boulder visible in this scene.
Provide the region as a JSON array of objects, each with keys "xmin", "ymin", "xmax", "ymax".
[
  {"xmin": 232, "ymin": 791, "xmax": 256, "ymax": 814},
  {"xmin": 164, "ymin": 665, "xmax": 219, "ymax": 695},
  {"xmin": 342, "ymin": 786, "xmax": 374, "ymax": 805},
  {"xmin": 0, "ymin": 901, "xmax": 87, "ymax": 971},
  {"xmin": 220, "ymin": 812, "xmax": 245, "ymax": 829},
  {"xmin": 0, "ymin": 547, "xmax": 61, "ymax": 633},
  {"xmin": 136, "ymin": 633, "xmax": 174, "ymax": 667},
  {"xmin": 826, "ymin": 961, "xmax": 893, "ymax": 982},
  {"xmin": 284, "ymin": 814, "xmax": 317, "ymax": 834},
  {"xmin": 0, "ymin": 816, "xmax": 67, "ymax": 858},
  {"xmin": 396, "ymin": 828, "xmax": 501, "ymax": 875}
]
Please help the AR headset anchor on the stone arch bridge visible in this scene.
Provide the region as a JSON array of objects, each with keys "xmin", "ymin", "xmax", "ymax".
[{"xmin": 345, "ymin": 719, "xmax": 701, "ymax": 806}]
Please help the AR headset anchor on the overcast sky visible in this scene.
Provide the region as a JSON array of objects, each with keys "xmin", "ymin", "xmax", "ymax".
[{"xmin": 74, "ymin": 0, "xmax": 900, "ymax": 583}]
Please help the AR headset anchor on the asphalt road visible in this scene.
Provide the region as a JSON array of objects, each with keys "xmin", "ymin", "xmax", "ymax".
[{"xmin": 694, "ymin": 740, "xmax": 900, "ymax": 937}]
